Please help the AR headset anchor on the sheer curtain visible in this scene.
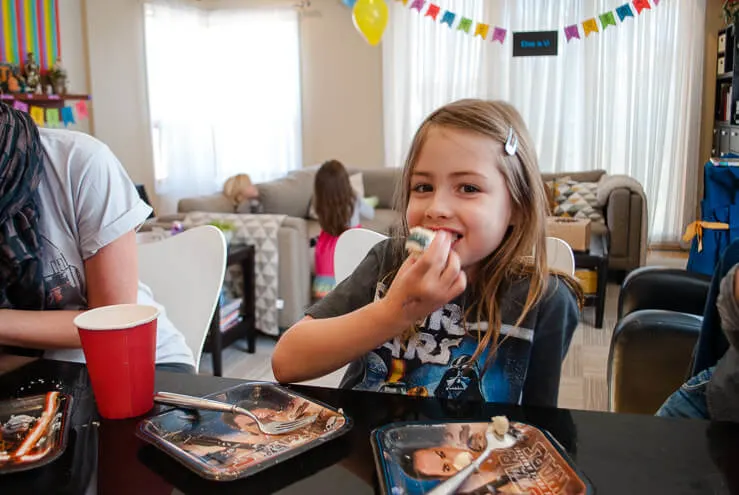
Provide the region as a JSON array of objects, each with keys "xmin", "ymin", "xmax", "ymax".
[
  {"xmin": 383, "ymin": 0, "xmax": 706, "ymax": 243},
  {"xmin": 144, "ymin": 1, "xmax": 302, "ymax": 213}
]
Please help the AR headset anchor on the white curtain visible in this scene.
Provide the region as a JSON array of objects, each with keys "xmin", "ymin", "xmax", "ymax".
[
  {"xmin": 383, "ymin": 0, "xmax": 706, "ymax": 244},
  {"xmin": 144, "ymin": 2, "xmax": 302, "ymax": 214}
]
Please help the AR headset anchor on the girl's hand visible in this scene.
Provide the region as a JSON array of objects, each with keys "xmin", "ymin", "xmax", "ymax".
[{"xmin": 383, "ymin": 231, "xmax": 467, "ymax": 327}]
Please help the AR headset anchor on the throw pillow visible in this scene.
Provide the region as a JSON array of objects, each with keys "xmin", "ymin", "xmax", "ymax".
[
  {"xmin": 308, "ymin": 172, "xmax": 365, "ymax": 220},
  {"xmin": 551, "ymin": 177, "xmax": 605, "ymax": 224}
]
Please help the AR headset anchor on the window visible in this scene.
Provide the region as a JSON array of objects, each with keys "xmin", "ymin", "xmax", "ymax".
[{"xmin": 144, "ymin": 2, "xmax": 302, "ymax": 211}]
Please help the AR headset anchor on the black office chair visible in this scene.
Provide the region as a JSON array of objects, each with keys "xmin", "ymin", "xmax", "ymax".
[
  {"xmin": 607, "ymin": 266, "xmax": 711, "ymax": 414},
  {"xmin": 135, "ymin": 184, "xmax": 156, "ymax": 219}
]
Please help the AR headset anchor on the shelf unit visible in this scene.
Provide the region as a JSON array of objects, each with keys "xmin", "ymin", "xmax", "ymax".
[
  {"xmin": 0, "ymin": 93, "xmax": 90, "ymax": 110},
  {"xmin": 713, "ymin": 24, "xmax": 739, "ymax": 156}
]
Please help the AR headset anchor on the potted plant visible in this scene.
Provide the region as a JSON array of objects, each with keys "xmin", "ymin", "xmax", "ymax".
[{"xmin": 209, "ymin": 220, "xmax": 236, "ymax": 244}]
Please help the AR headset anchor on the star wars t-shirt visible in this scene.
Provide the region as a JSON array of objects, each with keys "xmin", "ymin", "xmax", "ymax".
[{"xmin": 306, "ymin": 239, "xmax": 579, "ymax": 407}]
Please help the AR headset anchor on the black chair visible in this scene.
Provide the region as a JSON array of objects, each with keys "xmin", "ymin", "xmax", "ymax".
[
  {"xmin": 607, "ymin": 266, "xmax": 711, "ymax": 414},
  {"xmin": 135, "ymin": 184, "xmax": 156, "ymax": 219}
]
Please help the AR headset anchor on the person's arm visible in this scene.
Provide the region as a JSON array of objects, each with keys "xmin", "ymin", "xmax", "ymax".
[
  {"xmin": 717, "ymin": 264, "xmax": 739, "ymax": 350},
  {"xmin": 273, "ymin": 231, "xmax": 465, "ymax": 383},
  {"xmin": 0, "ymin": 231, "xmax": 140, "ymax": 348},
  {"xmin": 520, "ymin": 278, "xmax": 580, "ymax": 407}
]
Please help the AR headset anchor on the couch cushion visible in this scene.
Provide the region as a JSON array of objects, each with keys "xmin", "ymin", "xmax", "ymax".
[
  {"xmin": 256, "ymin": 168, "xmax": 315, "ymax": 217},
  {"xmin": 177, "ymin": 193, "xmax": 235, "ymax": 213},
  {"xmin": 550, "ymin": 177, "xmax": 605, "ymax": 224}
]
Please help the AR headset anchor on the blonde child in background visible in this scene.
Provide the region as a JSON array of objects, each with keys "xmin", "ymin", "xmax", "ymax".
[
  {"xmin": 311, "ymin": 160, "xmax": 375, "ymax": 299},
  {"xmin": 273, "ymin": 99, "xmax": 583, "ymax": 407},
  {"xmin": 223, "ymin": 173, "xmax": 262, "ymax": 213}
]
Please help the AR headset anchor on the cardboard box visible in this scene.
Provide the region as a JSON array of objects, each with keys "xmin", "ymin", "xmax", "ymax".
[
  {"xmin": 546, "ymin": 217, "xmax": 591, "ymax": 252},
  {"xmin": 575, "ymin": 269, "xmax": 598, "ymax": 294}
]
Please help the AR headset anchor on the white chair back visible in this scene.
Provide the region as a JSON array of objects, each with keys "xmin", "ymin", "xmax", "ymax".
[
  {"xmin": 334, "ymin": 230, "xmax": 576, "ymax": 285},
  {"xmin": 138, "ymin": 225, "xmax": 227, "ymax": 372},
  {"xmin": 546, "ymin": 236, "xmax": 576, "ymax": 276},
  {"xmin": 334, "ymin": 228, "xmax": 388, "ymax": 285}
]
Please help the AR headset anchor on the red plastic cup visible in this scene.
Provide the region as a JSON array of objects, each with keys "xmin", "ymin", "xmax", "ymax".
[{"xmin": 73, "ymin": 304, "xmax": 159, "ymax": 419}]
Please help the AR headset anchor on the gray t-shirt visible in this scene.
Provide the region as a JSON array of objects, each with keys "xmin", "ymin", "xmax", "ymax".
[
  {"xmin": 35, "ymin": 128, "xmax": 194, "ymax": 366},
  {"xmin": 306, "ymin": 239, "xmax": 580, "ymax": 407},
  {"xmin": 709, "ymin": 264, "xmax": 739, "ymax": 422}
]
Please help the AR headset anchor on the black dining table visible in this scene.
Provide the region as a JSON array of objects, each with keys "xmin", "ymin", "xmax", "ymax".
[{"xmin": 0, "ymin": 359, "xmax": 737, "ymax": 495}]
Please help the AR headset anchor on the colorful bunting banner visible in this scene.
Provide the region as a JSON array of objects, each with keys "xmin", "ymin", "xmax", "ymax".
[
  {"xmin": 633, "ymin": 0, "xmax": 651, "ymax": 15},
  {"xmin": 474, "ymin": 23, "xmax": 489, "ymax": 40},
  {"xmin": 410, "ymin": 0, "xmax": 424, "ymax": 12},
  {"xmin": 399, "ymin": 0, "xmax": 659, "ymax": 47},
  {"xmin": 29, "ymin": 105, "xmax": 44, "ymax": 125},
  {"xmin": 599, "ymin": 12, "xmax": 617, "ymax": 29},
  {"xmin": 440, "ymin": 10, "xmax": 455, "ymax": 28},
  {"xmin": 12, "ymin": 100, "xmax": 28, "ymax": 112},
  {"xmin": 616, "ymin": 4, "xmax": 635, "ymax": 21},
  {"xmin": 583, "ymin": 18, "xmax": 599, "ymax": 37},
  {"xmin": 457, "ymin": 17, "xmax": 472, "ymax": 33},
  {"xmin": 0, "ymin": 0, "xmax": 61, "ymax": 70},
  {"xmin": 564, "ymin": 25, "xmax": 580, "ymax": 43},
  {"xmin": 74, "ymin": 100, "xmax": 88, "ymax": 119},
  {"xmin": 61, "ymin": 105, "xmax": 74, "ymax": 126},
  {"xmin": 45, "ymin": 107, "xmax": 59, "ymax": 127},
  {"xmin": 492, "ymin": 27, "xmax": 507, "ymax": 44},
  {"xmin": 425, "ymin": 4, "xmax": 440, "ymax": 20}
]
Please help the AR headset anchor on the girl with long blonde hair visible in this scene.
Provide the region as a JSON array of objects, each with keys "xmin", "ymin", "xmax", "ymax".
[{"xmin": 273, "ymin": 99, "xmax": 582, "ymax": 406}]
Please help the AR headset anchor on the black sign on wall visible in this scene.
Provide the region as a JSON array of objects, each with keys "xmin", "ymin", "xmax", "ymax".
[{"xmin": 512, "ymin": 31, "xmax": 559, "ymax": 57}]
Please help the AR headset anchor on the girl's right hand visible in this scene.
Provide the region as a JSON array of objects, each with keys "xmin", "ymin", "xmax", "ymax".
[{"xmin": 383, "ymin": 231, "xmax": 467, "ymax": 328}]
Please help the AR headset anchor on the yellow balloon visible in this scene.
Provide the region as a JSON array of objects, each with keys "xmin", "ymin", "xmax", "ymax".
[{"xmin": 352, "ymin": 0, "xmax": 389, "ymax": 46}]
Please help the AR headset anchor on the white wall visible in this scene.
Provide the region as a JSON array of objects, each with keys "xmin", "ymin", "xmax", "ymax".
[{"xmin": 71, "ymin": 0, "xmax": 385, "ymax": 213}]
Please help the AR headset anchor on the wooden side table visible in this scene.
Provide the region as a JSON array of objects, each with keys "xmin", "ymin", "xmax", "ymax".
[{"xmin": 203, "ymin": 244, "xmax": 257, "ymax": 376}]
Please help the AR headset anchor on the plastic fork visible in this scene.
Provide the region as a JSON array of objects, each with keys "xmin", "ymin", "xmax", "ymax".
[
  {"xmin": 153, "ymin": 391, "xmax": 318, "ymax": 435},
  {"xmin": 427, "ymin": 426, "xmax": 517, "ymax": 495}
]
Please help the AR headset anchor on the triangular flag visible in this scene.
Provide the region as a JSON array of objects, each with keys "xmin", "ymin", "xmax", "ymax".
[
  {"xmin": 12, "ymin": 100, "xmax": 29, "ymax": 113},
  {"xmin": 633, "ymin": 0, "xmax": 651, "ymax": 14},
  {"xmin": 564, "ymin": 24, "xmax": 580, "ymax": 42},
  {"xmin": 491, "ymin": 27, "xmax": 507, "ymax": 44},
  {"xmin": 440, "ymin": 10, "xmax": 456, "ymax": 28},
  {"xmin": 61, "ymin": 106, "xmax": 76, "ymax": 126},
  {"xmin": 46, "ymin": 108, "xmax": 60, "ymax": 127},
  {"xmin": 457, "ymin": 17, "xmax": 473, "ymax": 33},
  {"xmin": 474, "ymin": 23, "xmax": 489, "ymax": 40},
  {"xmin": 74, "ymin": 100, "xmax": 89, "ymax": 119},
  {"xmin": 599, "ymin": 12, "xmax": 617, "ymax": 29},
  {"xmin": 583, "ymin": 18, "xmax": 599, "ymax": 37},
  {"xmin": 30, "ymin": 106, "xmax": 45, "ymax": 126},
  {"xmin": 425, "ymin": 4, "xmax": 440, "ymax": 20},
  {"xmin": 616, "ymin": 4, "xmax": 635, "ymax": 21},
  {"xmin": 409, "ymin": 0, "xmax": 425, "ymax": 12}
]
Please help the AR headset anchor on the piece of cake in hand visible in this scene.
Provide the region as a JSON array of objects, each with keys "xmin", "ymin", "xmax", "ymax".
[{"xmin": 405, "ymin": 227, "xmax": 436, "ymax": 255}]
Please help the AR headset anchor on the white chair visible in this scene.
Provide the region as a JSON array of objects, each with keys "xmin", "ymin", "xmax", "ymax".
[
  {"xmin": 138, "ymin": 225, "xmax": 227, "ymax": 373},
  {"xmin": 546, "ymin": 236, "xmax": 576, "ymax": 276},
  {"xmin": 334, "ymin": 228, "xmax": 388, "ymax": 285}
]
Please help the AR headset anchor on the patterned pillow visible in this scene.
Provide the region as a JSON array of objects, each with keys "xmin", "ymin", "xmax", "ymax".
[{"xmin": 551, "ymin": 177, "xmax": 605, "ymax": 224}]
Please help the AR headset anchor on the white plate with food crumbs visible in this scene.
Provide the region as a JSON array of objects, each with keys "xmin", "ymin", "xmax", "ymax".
[{"xmin": 371, "ymin": 419, "xmax": 592, "ymax": 494}]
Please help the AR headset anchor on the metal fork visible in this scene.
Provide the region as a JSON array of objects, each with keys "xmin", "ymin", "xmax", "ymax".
[
  {"xmin": 153, "ymin": 391, "xmax": 318, "ymax": 435},
  {"xmin": 427, "ymin": 426, "xmax": 517, "ymax": 495}
]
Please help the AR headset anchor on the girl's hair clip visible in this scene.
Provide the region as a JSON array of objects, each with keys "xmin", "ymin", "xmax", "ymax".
[{"xmin": 505, "ymin": 127, "xmax": 518, "ymax": 156}]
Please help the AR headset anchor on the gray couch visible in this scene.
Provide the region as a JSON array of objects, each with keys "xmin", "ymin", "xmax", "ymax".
[{"xmin": 175, "ymin": 167, "xmax": 646, "ymax": 331}]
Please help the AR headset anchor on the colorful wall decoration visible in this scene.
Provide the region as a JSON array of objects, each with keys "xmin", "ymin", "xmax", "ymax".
[
  {"xmin": 0, "ymin": 0, "xmax": 61, "ymax": 70},
  {"xmin": 390, "ymin": 0, "xmax": 661, "ymax": 47}
]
